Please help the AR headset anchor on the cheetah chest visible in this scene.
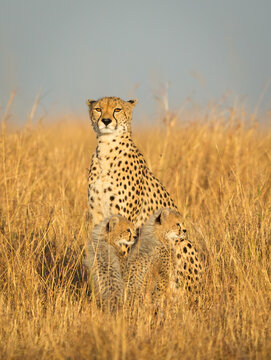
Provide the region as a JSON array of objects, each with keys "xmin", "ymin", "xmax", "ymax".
[
  {"xmin": 88, "ymin": 144, "xmax": 143, "ymax": 225},
  {"xmin": 88, "ymin": 158, "xmax": 117, "ymax": 219}
]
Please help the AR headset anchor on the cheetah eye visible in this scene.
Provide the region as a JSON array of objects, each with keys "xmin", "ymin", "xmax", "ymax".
[
  {"xmin": 178, "ymin": 223, "xmax": 186, "ymax": 232},
  {"xmin": 114, "ymin": 108, "xmax": 122, "ymax": 113},
  {"xmin": 127, "ymin": 229, "xmax": 135, "ymax": 240},
  {"xmin": 95, "ymin": 107, "xmax": 101, "ymax": 112}
]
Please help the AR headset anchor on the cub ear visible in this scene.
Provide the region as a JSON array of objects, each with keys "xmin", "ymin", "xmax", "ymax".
[
  {"xmin": 127, "ymin": 99, "xmax": 138, "ymax": 108},
  {"xmin": 155, "ymin": 208, "xmax": 170, "ymax": 225},
  {"xmin": 86, "ymin": 99, "xmax": 96, "ymax": 107},
  {"xmin": 106, "ymin": 216, "xmax": 120, "ymax": 232}
]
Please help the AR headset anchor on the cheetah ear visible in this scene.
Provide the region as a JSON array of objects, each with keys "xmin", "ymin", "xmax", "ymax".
[
  {"xmin": 155, "ymin": 209, "xmax": 170, "ymax": 225},
  {"xmin": 107, "ymin": 216, "xmax": 120, "ymax": 232},
  {"xmin": 86, "ymin": 99, "xmax": 96, "ymax": 107},
  {"xmin": 127, "ymin": 99, "xmax": 138, "ymax": 108}
]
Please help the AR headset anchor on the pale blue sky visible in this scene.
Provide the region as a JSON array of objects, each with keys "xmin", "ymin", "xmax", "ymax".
[{"xmin": 1, "ymin": 0, "xmax": 271, "ymax": 122}]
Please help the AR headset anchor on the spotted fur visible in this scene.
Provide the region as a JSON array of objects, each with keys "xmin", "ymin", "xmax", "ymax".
[
  {"xmin": 86, "ymin": 96, "xmax": 177, "ymax": 229},
  {"xmin": 84, "ymin": 215, "xmax": 136, "ymax": 309},
  {"xmin": 123, "ymin": 208, "xmax": 203, "ymax": 301}
]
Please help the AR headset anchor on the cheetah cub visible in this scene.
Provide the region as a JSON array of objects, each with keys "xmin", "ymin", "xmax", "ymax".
[
  {"xmin": 124, "ymin": 208, "xmax": 203, "ymax": 301},
  {"xmin": 84, "ymin": 215, "xmax": 136, "ymax": 309},
  {"xmin": 86, "ymin": 96, "xmax": 177, "ymax": 229},
  {"xmin": 143, "ymin": 208, "xmax": 203, "ymax": 295}
]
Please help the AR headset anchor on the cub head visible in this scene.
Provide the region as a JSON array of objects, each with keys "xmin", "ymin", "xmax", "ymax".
[
  {"xmin": 105, "ymin": 215, "xmax": 137, "ymax": 257},
  {"xmin": 86, "ymin": 97, "xmax": 137, "ymax": 136},
  {"xmin": 153, "ymin": 208, "xmax": 187, "ymax": 245}
]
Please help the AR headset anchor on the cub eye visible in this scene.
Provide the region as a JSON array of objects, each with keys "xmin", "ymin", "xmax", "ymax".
[
  {"xmin": 127, "ymin": 229, "xmax": 133, "ymax": 239},
  {"xmin": 95, "ymin": 107, "xmax": 101, "ymax": 112},
  {"xmin": 114, "ymin": 108, "xmax": 122, "ymax": 113}
]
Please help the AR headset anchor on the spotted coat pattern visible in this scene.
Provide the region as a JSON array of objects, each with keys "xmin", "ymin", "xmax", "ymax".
[
  {"xmin": 84, "ymin": 215, "xmax": 136, "ymax": 309},
  {"xmin": 86, "ymin": 96, "xmax": 177, "ymax": 229},
  {"xmin": 123, "ymin": 209, "xmax": 203, "ymax": 301}
]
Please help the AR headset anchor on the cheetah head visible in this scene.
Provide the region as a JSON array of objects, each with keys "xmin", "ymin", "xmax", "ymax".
[
  {"xmin": 153, "ymin": 208, "xmax": 187, "ymax": 245},
  {"xmin": 105, "ymin": 215, "xmax": 137, "ymax": 257},
  {"xmin": 86, "ymin": 97, "xmax": 137, "ymax": 136}
]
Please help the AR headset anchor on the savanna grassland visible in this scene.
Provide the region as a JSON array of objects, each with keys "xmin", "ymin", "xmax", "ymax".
[{"xmin": 0, "ymin": 103, "xmax": 271, "ymax": 359}]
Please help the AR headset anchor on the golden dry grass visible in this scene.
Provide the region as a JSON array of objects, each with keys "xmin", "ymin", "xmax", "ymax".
[{"xmin": 0, "ymin": 107, "xmax": 271, "ymax": 359}]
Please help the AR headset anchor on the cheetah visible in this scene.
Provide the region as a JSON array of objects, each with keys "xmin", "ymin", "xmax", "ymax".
[
  {"xmin": 84, "ymin": 215, "xmax": 137, "ymax": 309},
  {"xmin": 86, "ymin": 96, "xmax": 177, "ymax": 230},
  {"xmin": 141, "ymin": 208, "xmax": 203, "ymax": 295},
  {"xmin": 123, "ymin": 208, "xmax": 203, "ymax": 302}
]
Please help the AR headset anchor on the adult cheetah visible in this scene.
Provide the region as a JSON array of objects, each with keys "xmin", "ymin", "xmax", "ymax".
[{"xmin": 87, "ymin": 96, "xmax": 177, "ymax": 229}]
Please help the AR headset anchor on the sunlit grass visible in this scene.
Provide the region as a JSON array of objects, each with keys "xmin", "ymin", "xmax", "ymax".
[{"xmin": 0, "ymin": 104, "xmax": 271, "ymax": 359}]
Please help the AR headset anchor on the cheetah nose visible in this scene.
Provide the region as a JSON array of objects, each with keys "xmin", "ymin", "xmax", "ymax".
[{"xmin": 101, "ymin": 118, "xmax": 112, "ymax": 126}]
